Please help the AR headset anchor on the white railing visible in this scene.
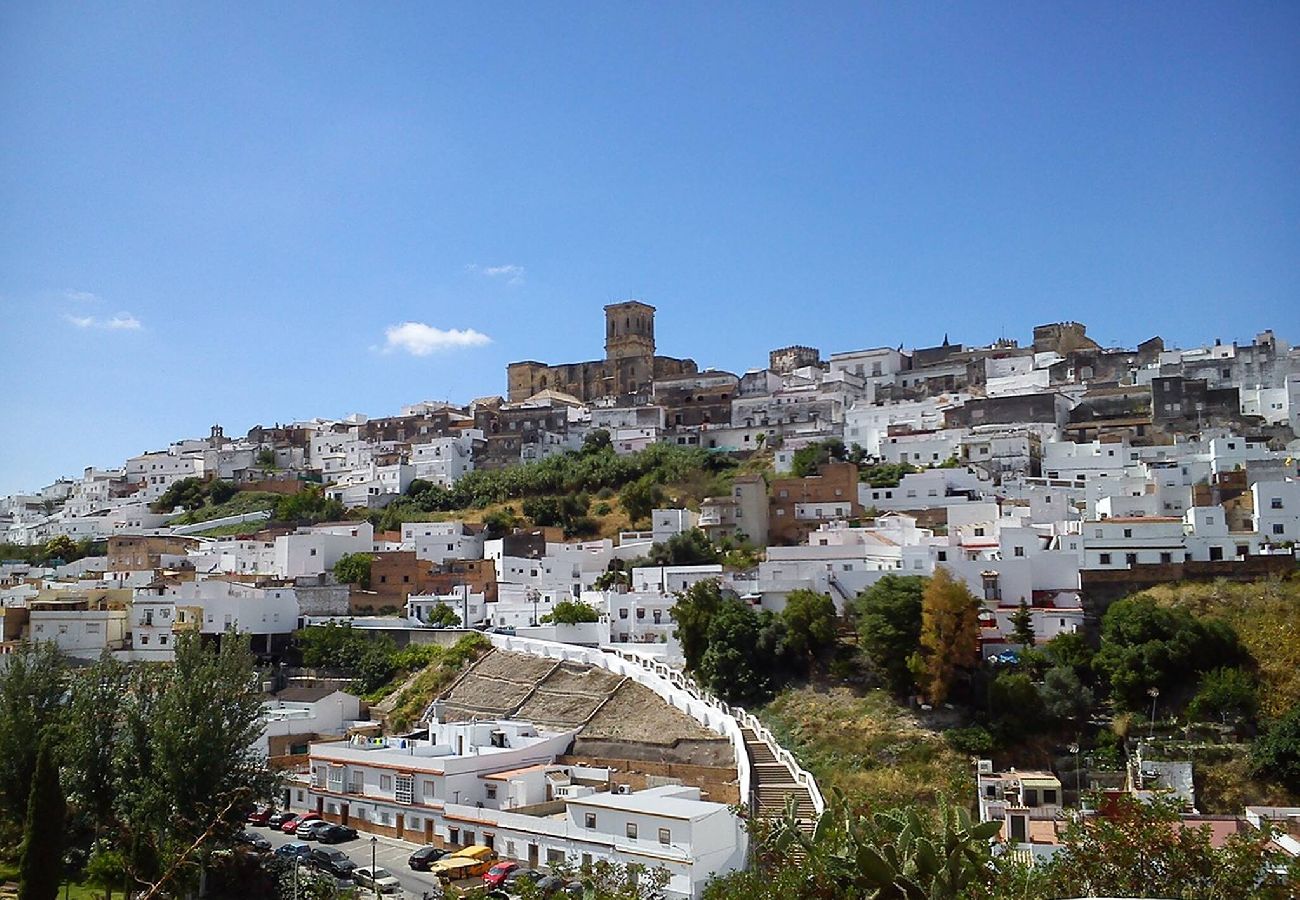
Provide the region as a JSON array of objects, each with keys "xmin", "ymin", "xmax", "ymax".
[
  {"xmin": 486, "ymin": 634, "xmax": 753, "ymax": 813},
  {"xmin": 601, "ymin": 646, "xmax": 824, "ymax": 819}
]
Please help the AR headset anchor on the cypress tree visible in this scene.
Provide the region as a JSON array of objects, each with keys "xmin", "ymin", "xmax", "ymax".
[{"xmin": 18, "ymin": 735, "xmax": 64, "ymax": 900}]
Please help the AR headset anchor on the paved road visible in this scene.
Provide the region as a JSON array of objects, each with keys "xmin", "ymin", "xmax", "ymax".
[{"xmin": 258, "ymin": 824, "xmax": 451, "ymax": 898}]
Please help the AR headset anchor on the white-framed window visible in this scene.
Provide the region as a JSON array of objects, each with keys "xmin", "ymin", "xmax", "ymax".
[
  {"xmin": 626, "ymin": 823, "xmax": 638, "ymax": 839},
  {"xmin": 395, "ymin": 774, "xmax": 413, "ymax": 805},
  {"xmin": 380, "ymin": 774, "xmax": 393, "ymax": 791}
]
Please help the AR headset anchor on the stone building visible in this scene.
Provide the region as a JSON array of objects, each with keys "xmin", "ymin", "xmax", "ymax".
[
  {"xmin": 769, "ymin": 345, "xmax": 822, "ymax": 374},
  {"xmin": 506, "ymin": 302, "xmax": 697, "ymax": 403}
]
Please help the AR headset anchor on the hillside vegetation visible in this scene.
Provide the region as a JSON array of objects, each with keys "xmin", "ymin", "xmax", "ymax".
[
  {"xmin": 1142, "ymin": 576, "xmax": 1300, "ymax": 717},
  {"xmin": 760, "ymin": 687, "xmax": 971, "ymax": 811}
]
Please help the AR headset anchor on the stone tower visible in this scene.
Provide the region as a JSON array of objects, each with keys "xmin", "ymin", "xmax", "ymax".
[{"xmin": 605, "ymin": 301, "xmax": 656, "ymax": 362}]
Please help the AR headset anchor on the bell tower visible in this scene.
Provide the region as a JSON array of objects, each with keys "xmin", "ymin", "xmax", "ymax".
[{"xmin": 604, "ymin": 301, "xmax": 656, "ymax": 362}]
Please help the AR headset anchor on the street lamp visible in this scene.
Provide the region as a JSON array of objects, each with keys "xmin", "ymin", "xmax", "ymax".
[
  {"xmin": 1068, "ymin": 742, "xmax": 1081, "ymax": 806},
  {"xmin": 1148, "ymin": 686, "xmax": 1160, "ymax": 739},
  {"xmin": 370, "ymin": 836, "xmax": 379, "ymax": 899}
]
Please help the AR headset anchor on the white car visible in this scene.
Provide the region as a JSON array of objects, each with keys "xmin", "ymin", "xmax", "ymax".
[{"xmin": 352, "ymin": 866, "xmax": 403, "ymax": 895}]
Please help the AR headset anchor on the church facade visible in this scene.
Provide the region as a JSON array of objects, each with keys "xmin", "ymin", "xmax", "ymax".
[{"xmin": 506, "ymin": 301, "xmax": 697, "ymax": 403}]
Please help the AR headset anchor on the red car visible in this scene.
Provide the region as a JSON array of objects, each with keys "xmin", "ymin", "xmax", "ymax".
[
  {"xmin": 285, "ymin": 812, "xmax": 321, "ymax": 834},
  {"xmin": 246, "ymin": 806, "xmax": 274, "ymax": 826},
  {"xmin": 483, "ymin": 861, "xmax": 519, "ymax": 888}
]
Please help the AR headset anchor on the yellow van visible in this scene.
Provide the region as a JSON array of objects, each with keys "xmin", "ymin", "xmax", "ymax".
[{"xmin": 429, "ymin": 844, "xmax": 498, "ymax": 882}]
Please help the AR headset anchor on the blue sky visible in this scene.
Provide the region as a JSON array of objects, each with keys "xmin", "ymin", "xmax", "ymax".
[{"xmin": 1, "ymin": 3, "xmax": 1298, "ymax": 495}]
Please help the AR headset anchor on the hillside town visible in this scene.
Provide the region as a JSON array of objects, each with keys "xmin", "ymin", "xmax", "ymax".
[{"xmin": 4, "ymin": 304, "xmax": 1300, "ymax": 898}]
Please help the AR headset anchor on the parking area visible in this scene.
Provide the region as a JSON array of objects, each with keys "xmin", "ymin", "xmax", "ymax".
[{"xmin": 259, "ymin": 824, "xmax": 468, "ymax": 898}]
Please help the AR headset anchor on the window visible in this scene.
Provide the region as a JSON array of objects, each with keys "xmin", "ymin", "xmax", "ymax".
[
  {"xmin": 1013, "ymin": 547, "xmax": 1024, "ymax": 558},
  {"xmin": 1043, "ymin": 789, "xmax": 1058, "ymax": 805},
  {"xmin": 1274, "ymin": 524, "xmax": 1286, "ymax": 536},
  {"xmin": 486, "ymin": 785, "xmax": 497, "ymax": 800},
  {"xmin": 658, "ymin": 827, "xmax": 671, "ymax": 845},
  {"xmin": 619, "ymin": 608, "xmax": 628, "ymax": 619},
  {"xmin": 395, "ymin": 774, "xmax": 413, "ymax": 804},
  {"xmin": 1272, "ymin": 498, "xmax": 1284, "ymax": 509},
  {"xmin": 1160, "ymin": 552, "xmax": 1172, "ymax": 564},
  {"xmin": 626, "ymin": 823, "xmax": 638, "ymax": 839},
  {"xmin": 380, "ymin": 774, "xmax": 393, "ymax": 792},
  {"xmin": 974, "ymin": 527, "xmax": 985, "ymax": 537},
  {"xmin": 1125, "ymin": 553, "xmax": 1137, "ymax": 566},
  {"xmin": 1099, "ymin": 553, "xmax": 1112, "ymax": 565},
  {"xmin": 585, "ymin": 813, "xmax": 596, "ymax": 829},
  {"xmin": 547, "ymin": 848, "xmax": 566, "ymax": 865}
]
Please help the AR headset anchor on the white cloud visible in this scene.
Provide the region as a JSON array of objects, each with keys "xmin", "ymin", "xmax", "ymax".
[
  {"xmin": 467, "ymin": 263, "xmax": 525, "ymax": 285},
  {"xmin": 62, "ymin": 311, "xmax": 143, "ymax": 331},
  {"xmin": 383, "ymin": 322, "xmax": 491, "ymax": 356},
  {"xmin": 105, "ymin": 313, "xmax": 142, "ymax": 330},
  {"xmin": 63, "ymin": 289, "xmax": 100, "ymax": 303}
]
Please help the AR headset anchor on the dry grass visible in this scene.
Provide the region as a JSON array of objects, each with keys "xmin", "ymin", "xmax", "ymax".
[
  {"xmin": 1141, "ymin": 576, "xmax": 1300, "ymax": 717},
  {"xmin": 760, "ymin": 686, "xmax": 972, "ymax": 812}
]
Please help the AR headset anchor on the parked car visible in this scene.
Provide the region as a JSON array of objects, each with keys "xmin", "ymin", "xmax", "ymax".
[
  {"xmin": 297, "ymin": 820, "xmax": 334, "ymax": 841},
  {"xmin": 352, "ymin": 866, "xmax": 403, "ymax": 895},
  {"xmin": 408, "ymin": 845, "xmax": 448, "ymax": 871},
  {"xmin": 234, "ymin": 830, "xmax": 271, "ymax": 851},
  {"xmin": 428, "ymin": 845, "xmax": 498, "ymax": 882},
  {"xmin": 309, "ymin": 846, "xmax": 357, "ymax": 879},
  {"xmin": 502, "ymin": 868, "xmax": 544, "ymax": 890},
  {"xmin": 285, "ymin": 812, "xmax": 322, "ymax": 834},
  {"xmin": 274, "ymin": 841, "xmax": 312, "ymax": 861},
  {"xmin": 316, "ymin": 823, "xmax": 358, "ymax": 844},
  {"xmin": 246, "ymin": 806, "xmax": 274, "ymax": 826},
  {"xmin": 534, "ymin": 876, "xmax": 570, "ymax": 897},
  {"xmin": 267, "ymin": 810, "xmax": 297, "ymax": 828},
  {"xmin": 483, "ymin": 861, "xmax": 519, "ymax": 888}
]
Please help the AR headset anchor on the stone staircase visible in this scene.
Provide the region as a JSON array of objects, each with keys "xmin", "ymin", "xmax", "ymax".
[{"xmin": 741, "ymin": 725, "xmax": 817, "ymax": 833}]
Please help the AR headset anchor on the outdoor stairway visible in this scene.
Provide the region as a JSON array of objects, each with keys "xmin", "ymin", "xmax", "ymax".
[{"xmin": 741, "ymin": 726, "xmax": 817, "ymax": 833}]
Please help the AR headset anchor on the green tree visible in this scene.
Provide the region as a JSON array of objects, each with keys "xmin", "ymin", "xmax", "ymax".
[
  {"xmin": 255, "ymin": 447, "xmax": 276, "ymax": 467},
  {"xmin": 0, "ymin": 641, "xmax": 67, "ymax": 828},
  {"xmin": 780, "ymin": 589, "xmax": 837, "ymax": 673},
  {"xmin": 581, "ymin": 429, "xmax": 612, "ymax": 455},
  {"xmin": 1042, "ymin": 631, "xmax": 1095, "ymax": 681},
  {"xmin": 1252, "ymin": 701, "xmax": 1300, "ymax": 793},
  {"xmin": 1187, "ymin": 667, "xmax": 1258, "ymax": 725},
  {"xmin": 83, "ymin": 843, "xmax": 127, "ymax": 900},
  {"xmin": 918, "ymin": 567, "xmax": 982, "ymax": 705},
  {"xmin": 40, "ymin": 534, "xmax": 78, "ymax": 564},
  {"xmin": 697, "ymin": 600, "xmax": 773, "ymax": 706},
  {"xmin": 1041, "ymin": 793, "xmax": 1288, "ymax": 899},
  {"xmin": 207, "ymin": 479, "xmax": 238, "ymax": 505},
  {"xmin": 542, "ymin": 600, "xmax": 600, "ymax": 625},
  {"xmin": 274, "ymin": 485, "xmax": 346, "ymax": 525},
  {"xmin": 619, "ymin": 477, "xmax": 663, "ymax": 525},
  {"xmin": 65, "ymin": 651, "xmax": 127, "ymax": 837},
  {"xmin": 854, "ymin": 575, "xmax": 925, "ymax": 695},
  {"xmin": 1093, "ymin": 595, "xmax": 1244, "ymax": 712},
  {"xmin": 126, "ymin": 633, "xmax": 277, "ymax": 878},
  {"xmin": 18, "ymin": 734, "xmax": 64, "ymax": 900},
  {"xmin": 333, "ymin": 552, "xmax": 373, "ymax": 589},
  {"xmin": 646, "ymin": 529, "xmax": 718, "ymax": 566},
  {"xmin": 670, "ymin": 579, "xmax": 726, "ymax": 673},
  {"xmin": 988, "ymin": 671, "xmax": 1044, "ymax": 737},
  {"xmin": 1009, "ymin": 599, "xmax": 1035, "ymax": 647},
  {"xmin": 425, "ymin": 603, "xmax": 461, "ymax": 628},
  {"xmin": 1040, "ymin": 665, "xmax": 1094, "ymax": 726}
]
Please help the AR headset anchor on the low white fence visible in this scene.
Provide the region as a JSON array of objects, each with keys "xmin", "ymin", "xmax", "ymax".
[
  {"xmin": 488, "ymin": 634, "xmax": 752, "ymax": 813},
  {"xmin": 170, "ymin": 510, "xmax": 272, "ymax": 535},
  {"xmin": 604, "ymin": 647, "xmax": 826, "ymax": 819},
  {"xmin": 487, "ymin": 634, "xmax": 826, "ymax": 819}
]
